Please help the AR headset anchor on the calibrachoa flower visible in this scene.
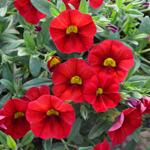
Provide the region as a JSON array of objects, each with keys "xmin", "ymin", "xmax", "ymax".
[
  {"xmin": 47, "ymin": 56, "xmax": 61, "ymax": 73},
  {"xmin": 22, "ymin": 85, "xmax": 50, "ymax": 101},
  {"xmin": 50, "ymin": 9, "xmax": 97, "ymax": 53},
  {"xmin": 26, "ymin": 95, "xmax": 75, "ymax": 139},
  {"xmin": 108, "ymin": 108, "xmax": 142, "ymax": 146},
  {"xmin": 14, "ymin": 0, "xmax": 50, "ymax": 24},
  {"xmin": 93, "ymin": 140, "xmax": 111, "ymax": 150},
  {"xmin": 62, "ymin": 0, "xmax": 103, "ymax": 9},
  {"xmin": 84, "ymin": 73, "xmax": 120, "ymax": 112},
  {"xmin": 87, "ymin": 40, "xmax": 134, "ymax": 83},
  {"xmin": 1, "ymin": 99, "xmax": 30, "ymax": 139},
  {"xmin": 52, "ymin": 58, "xmax": 96, "ymax": 103}
]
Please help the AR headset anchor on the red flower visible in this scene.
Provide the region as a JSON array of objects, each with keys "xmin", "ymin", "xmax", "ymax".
[
  {"xmin": 108, "ymin": 108, "xmax": 142, "ymax": 146},
  {"xmin": 87, "ymin": 40, "xmax": 134, "ymax": 83},
  {"xmin": 14, "ymin": 0, "xmax": 50, "ymax": 24},
  {"xmin": 84, "ymin": 73, "xmax": 120, "ymax": 112},
  {"xmin": 2, "ymin": 99, "xmax": 30, "ymax": 139},
  {"xmin": 22, "ymin": 85, "xmax": 50, "ymax": 101},
  {"xmin": 49, "ymin": 10, "xmax": 96, "ymax": 53},
  {"xmin": 47, "ymin": 56, "xmax": 61, "ymax": 73},
  {"xmin": 62, "ymin": 0, "xmax": 103, "ymax": 9},
  {"xmin": 52, "ymin": 58, "xmax": 96, "ymax": 103},
  {"xmin": 140, "ymin": 97, "xmax": 150, "ymax": 114},
  {"xmin": 93, "ymin": 140, "xmax": 111, "ymax": 150},
  {"xmin": 26, "ymin": 95, "xmax": 75, "ymax": 139}
]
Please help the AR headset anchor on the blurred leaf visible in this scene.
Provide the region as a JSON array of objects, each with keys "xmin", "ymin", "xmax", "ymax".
[
  {"xmin": 73, "ymin": 133, "xmax": 84, "ymax": 144},
  {"xmin": 0, "ymin": 92, "xmax": 12, "ymax": 109},
  {"xmin": 7, "ymin": 136, "xmax": 16, "ymax": 150},
  {"xmin": 67, "ymin": 118, "xmax": 81, "ymax": 142},
  {"xmin": 60, "ymin": 2, "xmax": 66, "ymax": 12},
  {"xmin": 43, "ymin": 138, "xmax": 52, "ymax": 150},
  {"xmin": 131, "ymin": 130, "xmax": 138, "ymax": 143},
  {"xmin": 124, "ymin": 64, "xmax": 135, "ymax": 82},
  {"xmin": 88, "ymin": 120, "xmax": 107, "ymax": 140},
  {"xmin": 0, "ymin": 17, "xmax": 10, "ymax": 34},
  {"xmin": 37, "ymin": 32, "xmax": 43, "ymax": 46},
  {"xmin": 50, "ymin": 8, "xmax": 59, "ymax": 17},
  {"xmin": 22, "ymin": 78, "xmax": 52, "ymax": 90},
  {"xmin": 109, "ymin": 32, "xmax": 120, "ymax": 40},
  {"xmin": 0, "ymin": 131, "xmax": 8, "ymax": 146},
  {"xmin": 126, "ymin": 9, "xmax": 144, "ymax": 18},
  {"xmin": 144, "ymin": 78, "xmax": 150, "ymax": 88},
  {"xmin": 123, "ymin": 139, "xmax": 136, "ymax": 150},
  {"xmin": 21, "ymin": 130, "xmax": 34, "ymax": 146},
  {"xmin": 18, "ymin": 47, "xmax": 33, "ymax": 56},
  {"xmin": 24, "ymin": 32, "xmax": 35, "ymax": 50},
  {"xmin": 78, "ymin": 146, "xmax": 93, "ymax": 150},
  {"xmin": 0, "ymin": 79, "xmax": 15, "ymax": 93},
  {"xmin": 79, "ymin": 0, "xmax": 88, "ymax": 14},
  {"xmin": 116, "ymin": 0, "xmax": 122, "ymax": 8}
]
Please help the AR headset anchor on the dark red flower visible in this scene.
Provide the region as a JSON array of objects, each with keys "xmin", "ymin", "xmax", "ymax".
[
  {"xmin": 47, "ymin": 56, "xmax": 61, "ymax": 73},
  {"xmin": 108, "ymin": 108, "xmax": 142, "ymax": 146},
  {"xmin": 50, "ymin": 10, "xmax": 97, "ymax": 53},
  {"xmin": 84, "ymin": 73, "xmax": 120, "ymax": 112},
  {"xmin": 14, "ymin": 0, "xmax": 50, "ymax": 24},
  {"xmin": 26, "ymin": 95, "xmax": 75, "ymax": 139},
  {"xmin": 52, "ymin": 58, "xmax": 96, "ymax": 103},
  {"xmin": 22, "ymin": 85, "xmax": 50, "ymax": 101},
  {"xmin": 62, "ymin": 0, "xmax": 103, "ymax": 9},
  {"xmin": 2, "ymin": 99, "xmax": 30, "ymax": 139},
  {"xmin": 87, "ymin": 40, "xmax": 134, "ymax": 83},
  {"xmin": 93, "ymin": 140, "xmax": 111, "ymax": 150}
]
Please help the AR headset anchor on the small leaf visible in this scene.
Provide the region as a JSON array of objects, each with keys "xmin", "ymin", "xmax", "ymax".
[
  {"xmin": 116, "ymin": 0, "xmax": 122, "ymax": 8},
  {"xmin": 21, "ymin": 130, "xmax": 34, "ymax": 146},
  {"xmin": 37, "ymin": 32, "xmax": 43, "ymax": 46},
  {"xmin": 24, "ymin": 32, "xmax": 35, "ymax": 50},
  {"xmin": 123, "ymin": 139, "xmax": 136, "ymax": 150},
  {"xmin": 67, "ymin": 118, "xmax": 81, "ymax": 142},
  {"xmin": 7, "ymin": 136, "xmax": 16, "ymax": 150},
  {"xmin": 78, "ymin": 146, "xmax": 93, "ymax": 150},
  {"xmin": 50, "ymin": 8, "xmax": 59, "ymax": 17},
  {"xmin": 131, "ymin": 131, "xmax": 138, "ymax": 143},
  {"xmin": 79, "ymin": 0, "xmax": 88, "ymax": 14},
  {"xmin": 44, "ymin": 138, "xmax": 52, "ymax": 150},
  {"xmin": 0, "ymin": 131, "xmax": 8, "ymax": 146},
  {"xmin": 60, "ymin": 3, "xmax": 66, "ymax": 12}
]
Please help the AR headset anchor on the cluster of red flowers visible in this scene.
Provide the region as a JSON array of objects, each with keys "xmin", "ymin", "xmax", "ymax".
[{"xmin": 2, "ymin": 0, "xmax": 148, "ymax": 149}]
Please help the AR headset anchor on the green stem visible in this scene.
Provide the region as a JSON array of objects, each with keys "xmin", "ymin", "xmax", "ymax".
[
  {"xmin": 138, "ymin": 136, "xmax": 149, "ymax": 150},
  {"xmin": 139, "ymin": 48, "xmax": 150, "ymax": 54},
  {"xmin": 140, "ymin": 8, "xmax": 150, "ymax": 13},
  {"xmin": 61, "ymin": 139, "xmax": 69, "ymax": 150},
  {"xmin": 83, "ymin": 136, "xmax": 95, "ymax": 146}
]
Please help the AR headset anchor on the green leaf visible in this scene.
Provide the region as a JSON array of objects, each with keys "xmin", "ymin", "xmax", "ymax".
[
  {"xmin": 7, "ymin": 136, "xmax": 16, "ymax": 150},
  {"xmin": 79, "ymin": 0, "xmax": 88, "ymax": 14},
  {"xmin": 0, "ymin": 79, "xmax": 15, "ymax": 93},
  {"xmin": 144, "ymin": 78, "xmax": 150, "ymax": 88},
  {"xmin": 52, "ymin": 146, "xmax": 64, "ymax": 150},
  {"xmin": 41, "ymin": 17, "xmax": 53, "ymax": 44},
  {"xmin": 60, "ymin": 3, "xmax": 66, "ymax": 12},
  {"xmin": 37, "ymin": 32, "xmax": 43, "ymax": 46},
  {"xmin": 0, "ymin": 5, "xmax": 7, "ymax": 17},
  {"xmin": 22, "ymin": 78, "xmax": 52, "ymax": 90},
  {"xmin": 88, "ymin": 120, "xmax": 107, "ymax": 140},
  {"xmin": 123, "ymin": 139, "xmax": 136, "ymax": 150},
  {"xmin": 72, "ymin": 133, "xmax": 84, "ymax": 144},
  {"xmin": 78, "ymin": 146, "xmax": 93, "ymax": 150},
  {"xmin": 31, "ymin": 0, "xmax": 51, "ymax": 16},
  {"xmin": 109, "ymin": 31, "xmax": 120, "ymax": 40},
  {"xmin": 0, "ymin": 17, "xmax": 10, "ymax": 34},
  {"xmin": 0, "ymin": 92, "xmax": 12, "ymax": 109},
  {"xmin": 67, "ymin": 118, "xmax": 81, "ymax": 142},
  {"xmin": 18, "ymin": 47, "xmax": 33, "ymax": 56},
  {"xmin": 116, "ymin": 0, "xmax": 122, "ymax": 8},
  {"xmin": 131, "ymin": 130, "xmax": 138, "ymax": 143},
  {"xmin": 0, "ymin": 131, "xmax": 8, "ymax": 146},
  {"xmin": 29, "ymin": 56, "xmax": 41, "ymax": 77},
  {"xmin": 44, "ymin": 138, "xmax": 52, "ymax": 150},
  {"xmin": 21, "ymin": 130, "xmax": 34, "ymax": 146},
  {"xmin": 126, "ymin": 9, "xmax": 144, "ymax": 18},
  {"xmin": 24, "ymin": 32, "xmax": 35, "ymax": 50},
  {"xmin": 124, "ymin": 64, "xmax": 135, "ymax": 82},
  {"xmin": 50, "ymin": 8, "xmax": 59, "ymax": 17}
]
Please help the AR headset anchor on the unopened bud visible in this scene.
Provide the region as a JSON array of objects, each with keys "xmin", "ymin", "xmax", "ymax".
[
  {"xmin": 106, "ymin": 24, "xmax": 118, "ymax": 33},
  {"xmin": 34, "ymin": 25, "xmax": 42, "ymax": 32},
  {"xmin": 140, "ymin": 2, "xmax": 149, "ymax": 9}
]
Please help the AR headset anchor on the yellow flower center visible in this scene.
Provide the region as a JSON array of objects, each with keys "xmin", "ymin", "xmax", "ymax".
[
  {"xmin": 70, "ymin": 76, "xmax": 82, "ymax": 85},
  {"xmin": 103, "ymin": 58, "xmax": 116, "ymax": 67},
  {"xmin": 66, "ymin": 25, "xmax": 78, "ymax": 34},
  {"xmin": 96, "ymin": 88, "xmax": 103, "ymax": 96},
  {"xmin": 50, "ymin": 57, "xmax": 60, "ymax": 68},
  {"xmin": 14, "ymin": 112, "xmax": 25, "ymax": 119},
  {"xmin": 46, "ymin": 109, "xmax": 59, "ymax": 116}
]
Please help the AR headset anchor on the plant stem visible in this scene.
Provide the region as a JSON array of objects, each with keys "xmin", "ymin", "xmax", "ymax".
[
  {"xmin": 138, "ymin": 136, "xmax": 149, "ymax": 150},
  {"xmin": 82, "ymin": 136, "xmax": 95, "ymax": 146},
  {"xmin": 61, "ymin": 139, "xmax": 69, "ymax": 150},
  {"xmin": 139, "ymin": 49, "xmax": 150, "ymax": 54}
]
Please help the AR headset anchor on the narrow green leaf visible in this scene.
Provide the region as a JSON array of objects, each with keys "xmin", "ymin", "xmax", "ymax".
[
  {"xmin": 67, "ymin": 118, "xmax": 81, "ymax": 142},
  {"xmin": 78, "ymin": 146, "xmax": 93, "ymax": 150},
  {"xmin": 24, "ymin": 32, "xmax": 35, "ymax": 50},
  {"xmin": 37, "ymin": 32, "xmax": 43, "ymax": 46},
  {"xmin": 29, "ymin": 56, "xmax": 41, "ymax": 77},
  {"xmin": 116, "ymin": 0, "xmax": 122, "ymax": 8},
  {"xmin": 79, "ymin": 0, "xmax": 88, "ymax": 14},
  {"xmin": 0, "ymin": 17, "xmax": 10, "ymax": 34},
  {"xmin": 21, "ymin": 130, "xmax": 34, "ymax": 146},
  {"xmin": 44, "ymin": 138, "xmax": 52, "ymax": 150},
  {"xmin": 50, "ymin": 8, "xmax": 59, "ymax": 17},
  {"xmin": 124, "ymin": 64, "xmax": 136, "ymax": 81},
  {"xmin": 18, "ymin": 47, "xmax": 32, "ymax": 56},
  {"xmin": 144, "ymin": 78, "xmax": 150, "ymax": 88},
  {"xmin": 0, "ymin": 92, "xmax": 12, "ymax": 109},
  {"xmin": 22, "ymin": 78, "xmax": 52, "ymax": 90},
  {"xmin": 0, "ymin": 79, "xmax": 15, "ymax": 93},
  {"xmin": 131, "ymin": 131, "xmax": 138, "ymax": 143},
  {"xmin": 60, "ymin": 3, "xmax": 66, "ymax": 12},
  {"xmin": 7, "ymin": 136, "xmax": 16, "ymax": 150}
]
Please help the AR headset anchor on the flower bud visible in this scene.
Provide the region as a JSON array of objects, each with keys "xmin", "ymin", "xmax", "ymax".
[
  {"xmin": 34, "ymin": 25, "xmax": 42, "ymax": 32},
  {"xmin": 106, "ymin": 24, "xmax": 118, "ymax": 33},
  {"xmin": 140, "ymin": 2, "xmax": 149, "ymax": 9},
  {"xmin": 14, "ymin": 78, "xmax": 22, "ymax": 93}
]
